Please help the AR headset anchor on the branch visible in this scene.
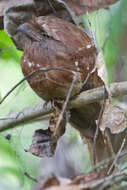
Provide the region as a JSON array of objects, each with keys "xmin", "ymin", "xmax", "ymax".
[
  {"xmin": 0, "ymin": 105, "xmax": 54, "ymax": 132},
  {"xmin": 0, "ymin": 81, "xmax": 127, "ymax": 132},
  {"xmin": 70, "ymin": 81, "xmax": 127, "ymax": 108},
  {"xmin": 94, "ymin": 170, "xmax": 127, "ymax": 190}
]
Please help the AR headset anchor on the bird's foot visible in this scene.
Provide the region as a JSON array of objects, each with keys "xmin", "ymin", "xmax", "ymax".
[{"xmin": 43, "ymin": 99, "xmax": 54, "ymax": 110}]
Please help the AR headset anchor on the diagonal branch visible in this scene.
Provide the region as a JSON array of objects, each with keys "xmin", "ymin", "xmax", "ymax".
[
  {"xmin": 70, "ymin": 81, "xmax": 127, "ymax": 108},
  {"xmin": 0, "ymin": 81, "xmax": 127, "ymax": 132}
]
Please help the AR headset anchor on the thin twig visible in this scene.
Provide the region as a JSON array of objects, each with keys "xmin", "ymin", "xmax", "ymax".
[
  {"xmin": 53, "ymin": 71, "xmax": 77, "ymax": 137},
  {"xmin": 24, "ymin": 172, "xmax": 38, "ymax": 183},
  {"xmin": 0, "ymin": 67, "xmax": 80, "ymax": 105},
  {"xmin": 107, "ymin": 132, "xmax": 127, "ymax": 175},
  {"xmin": 97, "ymin": 170, "xmax": 127, "ymax": 190},
  {"xmin": 93, "ymin": 87, "xmax": 107, "ymax": 165},
  {"xmin": 92, "ymin": 150, "xmax": 127, "ymax": 172}
]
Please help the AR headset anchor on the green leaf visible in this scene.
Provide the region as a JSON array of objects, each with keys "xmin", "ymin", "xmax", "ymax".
[{"xmin": 0, "ymin": 30, "xmax": 22, "ymax": 62}]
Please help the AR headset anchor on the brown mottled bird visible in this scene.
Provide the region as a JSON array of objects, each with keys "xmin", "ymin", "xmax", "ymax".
[
  {"xmin": 19, "ymin": 16, "xmax": 108, "ymax": 165},
  {"xmin": 19, "ymin": 16, "xmax": 98, "ymax": 101}
]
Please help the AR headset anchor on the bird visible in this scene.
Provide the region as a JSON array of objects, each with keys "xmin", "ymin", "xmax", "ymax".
[
  {"xmin": 18, "ymin": 16, "xmax": 105, "ymax": 162},
  {"xmin": 18, "ymin": 16, "xmax": 99, "ymax": 102}
]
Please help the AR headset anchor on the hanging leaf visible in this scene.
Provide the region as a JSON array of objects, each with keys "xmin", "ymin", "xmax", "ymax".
[
  {"xmin": 28, "ymin": 128, "xmax": 56, "ymax": 157},
  {"xmin": 100, "ymin": 103, "xmax": 127, "ymax": 134},
  {"xmin": 28, "ymin": 104, "xmax": 67, "ymax": 157}
]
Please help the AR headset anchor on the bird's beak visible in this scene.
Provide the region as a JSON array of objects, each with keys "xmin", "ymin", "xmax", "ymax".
[
  {"xmin": 18, "ymin": 23, "xmax": 41, "ymax": 41},
  {"xmin": 18, "ymin": 23, "xmax": 31, "ymax": 35}
]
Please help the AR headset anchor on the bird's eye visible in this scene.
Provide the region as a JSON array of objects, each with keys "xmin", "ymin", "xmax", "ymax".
[{"xmin": 41, "ymin": 33, "xmax": 53, "ymax": 39}]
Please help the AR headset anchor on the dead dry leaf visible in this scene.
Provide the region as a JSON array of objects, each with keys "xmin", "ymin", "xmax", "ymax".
[
  {"xmin": 100, "ymin": 103, "xmax": 127, "ymax": 134},
  {"xmin": 28, "ymin": 128, "xmax": 56, "ymax": 157},
  {"xmin": 96, "ymin": 51, "xmax": 107, "ymax": 85},
  {"xmin": 49, "ymin": 104, "xmax": 66, "ymax": 138},
  {"xmin": 28, "ymin": 104, "xmax": 67, "ymax": 157},
  {"xmin": 33, "ymin": 172, "xmax": 104, "ymax": 190},
  {"xmin": 34, "ymin": 176, "xmax": 71, "ymax": 190},
  {"xmin": 95, "ymin": 51, "xmax": 112, "ymax": 101},
  {"xmin": 58, "ymin": 0, "xmax": 120, "ymax": 16}
]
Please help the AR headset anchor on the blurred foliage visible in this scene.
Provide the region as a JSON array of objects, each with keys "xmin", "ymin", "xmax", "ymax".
[
  {"xmin": 83, "ymin": 0, "xmax": 127, "ymax": 83},
  {"xmin": 0, "ymin": 1, "xmax": 127, "ymax": 189}
]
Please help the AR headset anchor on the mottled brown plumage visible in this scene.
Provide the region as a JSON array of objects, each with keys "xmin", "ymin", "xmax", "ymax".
[
  {"xmin": 19, "ymin": 16, "xmax": 111, "ymax": 170},
  {"xmin": 19, "ymin": 16, "xmax": 97, "ymax": 101}
]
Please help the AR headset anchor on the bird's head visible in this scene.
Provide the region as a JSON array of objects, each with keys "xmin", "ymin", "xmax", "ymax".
[{"xmin": 18, "ymin": 18, "xmax": 44, "ymax": 42}]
